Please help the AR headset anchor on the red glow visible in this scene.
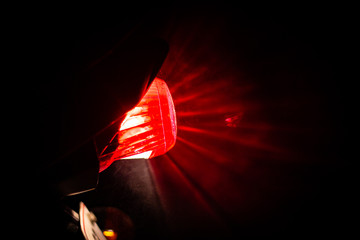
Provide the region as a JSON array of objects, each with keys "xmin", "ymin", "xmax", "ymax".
[
  {"xmin": 98, "ymin": 78, "xmax": 177, "ymax": 172},
  {"xmin": 146, "ymin": 14, "xmax": 297, "ymax": 235}
]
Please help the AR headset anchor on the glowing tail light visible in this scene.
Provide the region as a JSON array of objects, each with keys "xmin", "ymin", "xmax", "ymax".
[{"xmin": 98, "ymin": 78, "xmax": 177, "ymax": 172}]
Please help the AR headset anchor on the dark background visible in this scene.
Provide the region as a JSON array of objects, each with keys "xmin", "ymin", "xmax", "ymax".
[{"xmin": 11, "ymin": 6, "xmax": 355, "ymax": 239}]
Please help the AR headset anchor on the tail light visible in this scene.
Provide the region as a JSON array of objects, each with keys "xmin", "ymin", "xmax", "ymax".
[{"xmin": 97, "ymin": 78, "xmax": 177, "ymax": 172}]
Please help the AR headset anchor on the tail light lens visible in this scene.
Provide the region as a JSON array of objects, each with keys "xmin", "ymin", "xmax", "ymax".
[{"xmin": 97, "ymin": 78, "xmax": 177, "ymax": 172}]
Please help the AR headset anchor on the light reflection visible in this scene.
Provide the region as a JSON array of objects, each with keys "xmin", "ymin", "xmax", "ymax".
[
  {"xmin": 103, "ymin": 229, "xmax": 117, "ymax": 240},
  {"xmin": 148, "ymin": 12, "xmax": 291, "ymax": 231}
]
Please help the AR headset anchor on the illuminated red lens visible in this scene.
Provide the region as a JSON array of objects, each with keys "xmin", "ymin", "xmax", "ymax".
[{"xmin": 98, "ymin": 78, "xmax": 177, "ymax": 172}]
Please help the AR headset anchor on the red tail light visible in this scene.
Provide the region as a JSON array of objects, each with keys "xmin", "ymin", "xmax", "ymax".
[{"xmin": 98, "ymin": 78, "xmax": 177, "ymax": 172}]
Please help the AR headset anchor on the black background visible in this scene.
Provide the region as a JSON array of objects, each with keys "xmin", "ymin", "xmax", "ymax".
[{"xmin": 9, "ymin": 5, "xmax": 355, "ymax": 239}]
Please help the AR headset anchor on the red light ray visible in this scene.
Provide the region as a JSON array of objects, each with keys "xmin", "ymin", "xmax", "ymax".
[
  {"xmin": 147, "ymin": 12, "xmax": 303, "ymax": 234},
  {"xmin": 169, "ymin": 66, "xmax": 209, "ymax": 94},
  {"xmin": 175, "ymin": 106, "xmax": 243, "ymax": 117},
  {"xmin": 149, "ymin": 154, "xmax": 231, "ymax": 233},
  {"xmin": 172, "ymin": 76, "xmax": 235, "ymax": 105},
  {"xmin": 176, "ymin": 136, "xmax": 228, "ymax": 164},
  {"xmin": 177, "ymin": 125, "xmax": 284, "ymax": 154},
  {"xmin": 148, "ymin": 28, "xmax": 286, "ymax": 228},
  {"xmin": 162, "ymin": 136, "xmax": 252, "ymax": 220},
  {"xmin": 151, "ymin": 154, "xmax": 221, "ymax": 217}
]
